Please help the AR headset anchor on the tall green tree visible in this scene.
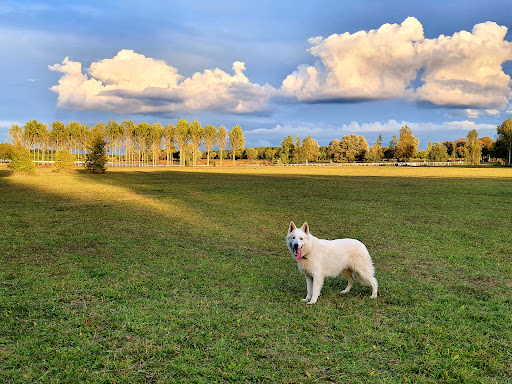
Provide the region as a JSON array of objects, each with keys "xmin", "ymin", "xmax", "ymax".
[
  {"xmin": 464, "ymin": 129, "xmax": 481, "ymax": 165},
  {"xmin": 395, "ymin": 125, "xmax": 419, "ymax": 161},
  {"xmin": 203, "ymin": 125, "xmax": 217, "ymax": 166},
  {"xmin": 176, "ymin": 120, "xmax": 190, "ymax": 166},
  {"xmin": 228, "ymin": 125, "xmax": 245, "ymax": 166},
  {"xmin": 189, "ymin": 120, "xmax": 203, "ymax": 167},
  {"xmin": 496, "ymin": 117, "xmax": 512, "ymax": 165},
  {"xmin": 217, "ymin": 126, "xmax": 227, "ymax": 166}
]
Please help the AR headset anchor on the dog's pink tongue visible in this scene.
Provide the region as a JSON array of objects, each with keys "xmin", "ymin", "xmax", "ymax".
[{"xmin": 297, "ymin": 248, "xmax": 302, "ymax": 262}]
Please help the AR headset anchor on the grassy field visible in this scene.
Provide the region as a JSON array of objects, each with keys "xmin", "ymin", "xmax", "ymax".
[{"xmin": 1, "ymin": 165, "xmax": 511, "ymax": 383}]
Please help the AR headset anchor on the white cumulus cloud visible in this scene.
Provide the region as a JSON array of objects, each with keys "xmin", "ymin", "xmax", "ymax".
[
  {"xmin": 415, "ymin": 21, "xmax": 512, "ymax": 108},
  {"xmin": 281, "ymin": 18, "xmax": 512, "ymax": 111},
  {"xmin": 281, "ymin": 17, "xmax": 424, "ymax": 101},
  {"xmin": 49, "ymin": 49, "xmax": 276, "ymax": 115}
]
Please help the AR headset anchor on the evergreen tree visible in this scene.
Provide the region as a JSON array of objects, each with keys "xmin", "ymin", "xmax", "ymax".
[{"xmin": 85, "ymin": 134, "xmax": 108, "ymax": 174}]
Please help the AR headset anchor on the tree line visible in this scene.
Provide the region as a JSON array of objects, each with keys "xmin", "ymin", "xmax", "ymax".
[
  {"xmin": 5, "ymin": 120, "xmax": 245, "ymax": 167},
  {"xmin": 2, "ymin": 117, "xmax": 512, "ymax": 167}
]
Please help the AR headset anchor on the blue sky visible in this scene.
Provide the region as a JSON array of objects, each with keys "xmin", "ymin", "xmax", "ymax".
[{"xmin": 1, "ymin": 0, "xmax": 511, "ymax": 148}]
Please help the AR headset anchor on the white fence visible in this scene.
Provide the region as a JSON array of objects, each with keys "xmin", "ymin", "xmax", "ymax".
[{"xmin": 287, "ymin": 161, "xmax": 466, "ymax": 167}]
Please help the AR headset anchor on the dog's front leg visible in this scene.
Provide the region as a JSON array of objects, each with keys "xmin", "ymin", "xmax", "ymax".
[
  {"xmin": 302, "ymin": 275, "xmax": 313, "ymax": 302},
  {"xmin": 307, "ymin": 275, "xmax": 324, "ymax": 305}
]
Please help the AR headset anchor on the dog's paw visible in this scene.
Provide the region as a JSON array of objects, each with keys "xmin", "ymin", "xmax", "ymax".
[{"xmin": 306, "ymin": 299, "xmax": 317, "ymax": 305}]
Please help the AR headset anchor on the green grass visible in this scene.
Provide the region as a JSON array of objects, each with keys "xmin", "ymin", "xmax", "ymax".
[{"xmin": 1, "ymin": 166, "xmax": 511, "ymax": 383}]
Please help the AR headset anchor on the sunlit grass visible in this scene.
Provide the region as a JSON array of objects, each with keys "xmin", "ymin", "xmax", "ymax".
[{"xmin": 1, "ymin": 165, "xmax": 511, "ymax": 383}]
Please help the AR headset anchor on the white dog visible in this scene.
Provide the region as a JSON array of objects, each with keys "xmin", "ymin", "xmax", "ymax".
[{"xmin": 287, "ymin": 221, "xmax": 378, "ymax": 304}]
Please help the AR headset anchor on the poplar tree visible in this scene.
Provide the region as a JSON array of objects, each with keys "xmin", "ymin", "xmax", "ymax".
[
  {"xmin": 203, "ymin": 124, "xmax": 217, "ymax": 166},
  {"xmin": 176, "ymin": 120, "xmax": 190, "ymax": 166},
  {"xmin": 189, "ymin": 120, "xmax": 203, "ymax": 167},
  {"xmin": 228, "ymin": 125, "xmax": 245, "ymax": 166},
  {"xmin": 163, "ymin": 124, "xmax": 176, "ymax": 166},
  {"xmin": 217, "ymin": 126, "xmax": 227, "ymax": 166}
]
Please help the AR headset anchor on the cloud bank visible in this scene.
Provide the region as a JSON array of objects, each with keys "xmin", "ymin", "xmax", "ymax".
[
  {"xmin": 49, "ymin": 50, "xmax": 275, "ymax": 115},
  {"xmin": 283, "ymin": 18, "xmax": 512, "ymax": 109},
  {"xmin": 49, "ymin": 18, "xmax": 512, "ymax": 116}
]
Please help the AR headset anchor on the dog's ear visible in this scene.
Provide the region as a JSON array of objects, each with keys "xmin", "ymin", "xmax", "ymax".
[
  {"xmin": 288, "ymin": 221, "xmax": 296, "ymax": 233},
  {"xmin": 301, "ymin": 222, "xmax": 309, "ymax": 234}
]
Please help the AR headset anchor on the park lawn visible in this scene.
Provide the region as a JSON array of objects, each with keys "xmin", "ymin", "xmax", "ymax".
[{"xmin": 0, "ymin": 165, "xmax": 511, "ymax": 383}]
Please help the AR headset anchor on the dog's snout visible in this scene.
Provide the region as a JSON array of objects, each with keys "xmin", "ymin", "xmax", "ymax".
[{"xmin": 293, "ymin": 243, "xmax": 300, "ymax": 250}]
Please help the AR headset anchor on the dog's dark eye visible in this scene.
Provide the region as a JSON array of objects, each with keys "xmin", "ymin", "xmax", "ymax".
[
  {"xmin": 300, "ymin": 237, "xmax": 303, "ymax": 240},
  {"xmin": 292, "ymin": 236, "xmax": 295, "ymax": 239}
]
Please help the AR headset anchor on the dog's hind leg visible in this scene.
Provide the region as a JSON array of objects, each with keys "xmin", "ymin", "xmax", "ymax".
[
  {"xmin": 369, "ymin": 276, "xmax": 378, "ymax": 298},
  {"xmin": 302, "ymin": 275, "xmax": 313, "ymax": 302},
  {"xmin": 357, "ymin": 271, "xmax": 378, "ymax": 298},
  {"xmin": 341, "ymin": 269, "xmax": 355, "ymax": 294}
]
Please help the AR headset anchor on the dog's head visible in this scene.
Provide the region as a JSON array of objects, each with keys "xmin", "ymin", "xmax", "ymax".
[{"xmin": 286, "ymin": 221, "xmax": 310, "ymax": 262}]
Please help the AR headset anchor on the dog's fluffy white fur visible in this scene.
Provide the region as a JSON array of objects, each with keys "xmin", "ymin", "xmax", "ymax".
[{"xmin": 287, "ymin": 221, "xmax": 378, "ymax": 304}]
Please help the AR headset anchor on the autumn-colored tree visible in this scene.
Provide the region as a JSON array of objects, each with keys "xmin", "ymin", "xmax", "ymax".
[
  {"xmin": 464, "ymin": 129, "xmax": 481, "ymax": 165},
  {"xmin": 9, "ymin": 124, "xmax": 23, "ymax": 146},
  {"xmin": 365, "ymin": 135, "xmax": 384, "ymax": 162},
  {"xmin": 337, "ymin": 134, "xmax": 368, "ymax": 162},
  {"xmin": 301, "ymin": 134, "xmax": 320, "ymax": 165},
  {"xmin": 245, "ymin": 147, "xmax": 258, "ymax": 161},
  {"xmin": 53, "ymin": 149, "xmax": 75, "ymax": 173},
  {"xmin": 189, "ymin": 120, "xmax": 203, "ymax": 167},
  {"xmin": 428, "ymin": 142, "xmax": 449, "ymax": 162},
  {"xmin": 496, "ymin": 117, "xmax": 512, "ymax": 165},
  {"xmin": 395, "ymin": 125, "xmax": 419, "ymax": 161},
  {"xmin": 280, "ymin": 135, "xmax": 296, "ymax": 164},
  {"xmin": 479, "ymin": 136, "xmax": 494, "ymax": 161}
]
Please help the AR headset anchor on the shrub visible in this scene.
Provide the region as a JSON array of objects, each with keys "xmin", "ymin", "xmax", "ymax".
[
  {"xmin": 8, "ymin": 145, "xmax": 35, "ymax": 174},
  {"xmin": 53, "ymin": 149, "xmax": 75, "ymax": 173}
]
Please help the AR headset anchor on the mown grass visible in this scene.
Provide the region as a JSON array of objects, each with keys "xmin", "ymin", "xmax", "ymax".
[{"xmin": 1, "ymin": 165, "xmax": 511, "ymax": 383}]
